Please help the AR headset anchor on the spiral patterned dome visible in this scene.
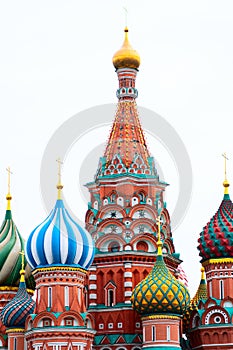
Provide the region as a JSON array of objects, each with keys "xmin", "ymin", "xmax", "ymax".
[
  {"xmin": 112, "ymin": 27, "xmax": 140, "ymax": 70},
  {"xmin": 25, "ymin": 199, "xmax": 95, "ymax": 270},
  {"xmin": 0, "ymin": 207, "xmax": 34, "ymax": 289},
  {"xmin": 197, "ymin": 191, "xmax": 233, "ymax": 261},
  {"xmin": 0, "ymin": 270, "xmax": 35, "ymax": 328},
  {"xmin": 131, "ymin": 251, "xmax": 190, "ymax": 316}
]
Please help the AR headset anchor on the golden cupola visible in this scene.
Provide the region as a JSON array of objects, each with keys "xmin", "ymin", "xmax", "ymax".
[{"xmin": 112, "ymin": 27, "xmax": 141, "ymax": 70}]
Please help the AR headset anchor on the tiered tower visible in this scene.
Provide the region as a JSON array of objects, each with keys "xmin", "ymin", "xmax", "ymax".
[
  {"xmin": 188, "ymin": 159, "xmax": 233, "ymax": 349},
  {"xmin": 131, "ymin": 217, "xmax": 190, "ymax": 349},
  {"xmin": 85, "ymin": 28, "xmax": 183, "ymax": 349},
  {"xmin": 0, "ymin": 169, "xmax": 34, "ymax": 349},
  {"xmin": 24, "ymin": 164, "xmax": 96, "ymax": 349}
]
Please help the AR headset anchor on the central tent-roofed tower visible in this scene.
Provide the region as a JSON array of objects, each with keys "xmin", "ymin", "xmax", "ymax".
[{"xmin": 85, "ymin": 27, "xmax": 184, "ymax": 350}]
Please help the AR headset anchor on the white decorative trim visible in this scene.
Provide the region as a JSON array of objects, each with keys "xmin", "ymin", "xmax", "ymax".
[
  {"xmin": 89, "ymin": 293, "xmax": 97, "ymax": 299},
  {"xmin": 89, "ymin": 266, "xmax": 97, "ymax": 271},
  {"xmin": 124, "ymin": 281, "xmax": 132, "ymax": 287},
  {"xmin": 124, "ymin": 263, "xmax": 132, "ymax": 268},
  {"xmin": 124, "ymin": 291, "xmax": 132, "ymax": 297},
  {"xmin": 205, "ymin": 309, "xmax": 228, "ymax": 324},
  {"xmin": 89, "ymin": 284, "xmax": 97, "ymax": 290},
  {"xmin": 124, "ymin": 272, "xmax": 132, "ymax": 278},
  {"xmin": 89, "ymin": 275, "xmax": 97, "ymax": 280}
]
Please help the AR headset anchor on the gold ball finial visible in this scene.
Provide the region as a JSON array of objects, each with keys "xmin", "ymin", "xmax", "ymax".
[
  {"xmin": 6, "ymin": 167, "xmax": 13, "ymax": 210},
  {"xmin": 56, "ymin": 158, "xmax": 63, "ymax": 199},
  {"xmin": 112, "ymin": 27, "xmax": 141, "ymax": 70},
  {"xmin": 223, "ymin": 179, "xmax": 230, "ymax": 188},
  {"xmin": 222, "ymin": 153, "xmax": 230, "ymax": 195}
]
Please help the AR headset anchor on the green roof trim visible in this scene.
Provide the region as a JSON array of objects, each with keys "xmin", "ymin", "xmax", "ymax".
[
  {"xmin": 94, "ymin": 335, "xmax": 105, "ymax": 345},
  {"xmin": 94, "ymin": 333, "xmax": 143, "ymax": 345}
]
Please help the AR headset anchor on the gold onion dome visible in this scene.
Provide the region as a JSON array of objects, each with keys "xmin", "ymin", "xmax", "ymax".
[
  {"xmin": 131, "ymin": 239, "xmax": 190, "ymax": 316},
  {"xmin": 112, "ymin": 27, "xmax": 140, "ymax": 70}
]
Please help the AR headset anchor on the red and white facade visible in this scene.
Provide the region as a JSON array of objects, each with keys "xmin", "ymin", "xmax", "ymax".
[{"xmin": 25, "ymin": 267, "xmax": 95, "ymax": 350}]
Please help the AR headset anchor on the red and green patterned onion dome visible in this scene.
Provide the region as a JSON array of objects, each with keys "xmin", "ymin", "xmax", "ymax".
[
  {"xmin": 197, "ymin": 188, "xmax": 233, "ymax": 261},
  {"xmin": 131, "ymin": 249, "xmax": 190, "ymax": 316},
  {"xmin": 0, "ymin": 205, "xmax": 34, "ymax": 289},
  {"xmin": 0, "ymin": 269, "xmax": 35, "ymax": 328}
]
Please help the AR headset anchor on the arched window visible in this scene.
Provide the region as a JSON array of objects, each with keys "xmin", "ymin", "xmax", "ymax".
[
  {"xmin": 152, "ymin": 326, "xmax": 156, "ymax": 341},
  {"xmin": 13, "ymin": 338, "xmax": 17, "ymax": 350},
  {"xmin": 65, "ymin": 286, "xmax": 69, "ymax": 308},
  {"xmin": 105, "ymin": 281, "xmax": 116, "ymax": 307},
  {"xmin": 220, "ymin": 280, "xmax": 224, "ymax": 299},
  {"xmin": 136, "ymin": 241, "xmax": 148, "ymax": 252},
  {"xmin": 117, "ymin": 197, "xmax": 124, "ymax": 206},
  {"xmin": 109, "ymin": 241, "xmax": 120, "ymax": 252},
  {"xmin": 43, "ymin": 318, "xmax": 51, "ymax": 327},
  {"xmin": 110, "ymin": 193, "xmax": 116, "ymax": 202},
  {"xmin": 48, "ymin": 287, "xmax": 52, "ymax": 308},
  {"xmin": 138, "ymin": 192, "xmax": 145, "ymax": 202},
  {"xmin": 167, "ymin": 325, "xmax": 170, "ymax": 341},
  {"xmin": 132, "ymin": 197, "xmax": 139, "ymax": 206},
  {"xmin": 108, "ymin": 289, "xmax": 114, "ymax": 306}
]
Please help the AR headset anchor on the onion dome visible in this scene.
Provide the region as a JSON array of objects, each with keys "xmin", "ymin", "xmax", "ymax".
[
  {"xmin": 0, "ymin": 255, "xmax": 35, "ymax": 328},
  {"xmin": 131, "ymin": 220, "xmax": 190, "ymax": 316},
  {"xmin": 197, "ymin": 179, "xmax": 233, "ymax": 261},
  {"xmin": 112, "ymin": 27, "xmax": 140, "ymax": 70},
  {"xmin": 0, "ymin": 169, "xmax": 34, "ymax": 289},
  {"xmin": 25, "ymin": 162, "xmax": 95, "ymax": 270},
  {"xmin": 191, "ymin": 267, "xmax": 208, "ymax": 308}
]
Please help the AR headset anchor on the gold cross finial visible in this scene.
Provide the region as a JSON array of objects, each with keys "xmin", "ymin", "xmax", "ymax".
[
  {"xmin": 19, "ymin": 250, "xmax": 25, "ymax": 282},
  {"xmin": 56, "ymin": 158, "xmax": 63, "ymax": 199},
  {"xmin": 222, "ymin": 152, "xmax": 229, "ymax": 180},
  {"xmin": 6, "ymin": 167, "xmax": 13, "ymax": 210},
  {"xmin": 222, "ymin": 153, "xmax": 230, "ymax": 195},
  {"xmin": 156, "ymin": 215, "xmax": 163, "ymax": 256},
  {"xmin": 123, "ymin": 7, "xmax": 128, "ymax": 27}
]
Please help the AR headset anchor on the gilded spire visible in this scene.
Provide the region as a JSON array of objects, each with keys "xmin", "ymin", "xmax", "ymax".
[
  {"xmin": 19, "ymin": 251, "xmax": 25, "ymax": 283},
  {"xmin": 56, "ymin": 158, "xmax": 63, "ymax": 200},
  {"xmin": 191, "ymin": 267, "xmax": 207, "ymax": 308},
  {"xmin": 222, "ymin": 153, "xmax": 230, "ymax": 196},
  {"xmin": 156, "ymin": 215, "xmax": 163, "ymax": 256},
  {"xmin": 6, "ymin": 167, "xmax": 12, "ymax": 210}
]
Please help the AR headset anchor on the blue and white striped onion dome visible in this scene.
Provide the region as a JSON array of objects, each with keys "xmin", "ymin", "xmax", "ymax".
[{"xmin": 25, "ymin": 199, "xmax": 95, "ymax": 270}]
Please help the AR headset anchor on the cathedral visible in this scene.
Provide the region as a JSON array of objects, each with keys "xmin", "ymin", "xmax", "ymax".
[{"xmin": 0, "ymin": 26, "xmax": 233, "ymax": 350}]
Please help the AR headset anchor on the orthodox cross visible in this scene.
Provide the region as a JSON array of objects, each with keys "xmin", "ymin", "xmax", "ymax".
[
  {"xmin": 19, "ymin": 250, "xmax": 25, "ymax": 270},
  {"xmin": 123, "ymin": 7, "xmax": 128, "ymax": 27},
  {"xmin": 6, "ymin": 166, "xmax": 12, "ymax": 194},
  {"xmin": 222, "ymin": 152, "xmax": 229, "ymax": 180},
  {"xmin": 56, "ymin": 157, "xmax": 63, "ymax": 184},
  {"xmin": 156, "ymin": 215, "xmax": 163, "ymax": 242}
]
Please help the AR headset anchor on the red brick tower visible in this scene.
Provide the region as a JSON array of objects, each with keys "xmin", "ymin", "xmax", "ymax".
[
  {"xmin": 24, "ymin": 170, "xmax": 96, "ymax": 350},
  {"xmin": 188, "ymin": 162, "xmax": 233, "ymax": 349},
  {"xmin": 85, "ymin": 27, "xmax": 182, "ymax": 350},
  {"xmin": 131, "ymin": 219, "xmax": 190, "ymax": 349}
]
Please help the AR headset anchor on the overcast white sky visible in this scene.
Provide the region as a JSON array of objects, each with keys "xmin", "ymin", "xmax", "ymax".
[{"xmin": 1, "ymin": 1, "xmax": 233, "ymax": 295}]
